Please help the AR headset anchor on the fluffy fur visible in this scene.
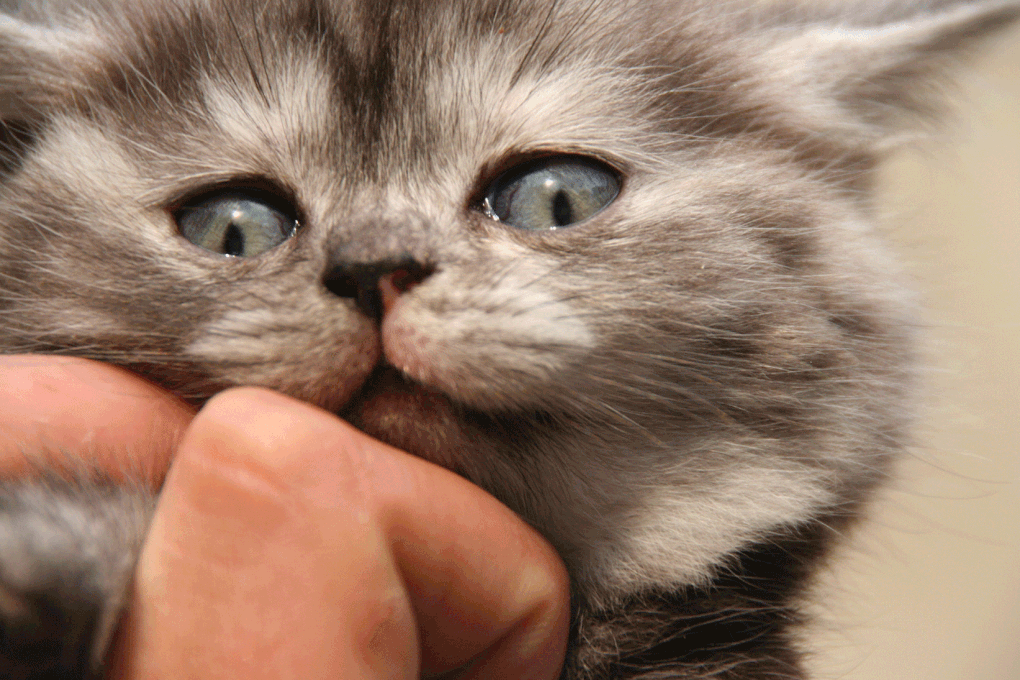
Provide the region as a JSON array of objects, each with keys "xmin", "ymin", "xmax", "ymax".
[{"xmin": 0, "ymin": 0, "xmax": 1016, "ymax": 677}]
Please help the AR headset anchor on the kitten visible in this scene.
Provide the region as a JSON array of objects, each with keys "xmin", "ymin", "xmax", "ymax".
[{"xmin": 0, "ymin": 0, "xmax": 1016, "ymax": 677}]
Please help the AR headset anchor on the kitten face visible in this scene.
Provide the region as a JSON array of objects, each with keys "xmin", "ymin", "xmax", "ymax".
[{"xmin": 1, "ymin": 0, "xmax": 1013, "ymax": 608}]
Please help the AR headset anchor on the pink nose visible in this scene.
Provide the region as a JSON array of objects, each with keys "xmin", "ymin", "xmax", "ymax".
[
  {"xmin": 321, "ymin": 259, "xmax": 432, "ymax": 320},
  {"xmin": 378, "ymin": 267, "xmax": 424, "ymax": 315}
]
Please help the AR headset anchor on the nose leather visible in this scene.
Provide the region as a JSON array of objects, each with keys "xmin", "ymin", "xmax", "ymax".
[{"xmin": 322, "ymin": 258, "xmax": 432, "ymax": 320}]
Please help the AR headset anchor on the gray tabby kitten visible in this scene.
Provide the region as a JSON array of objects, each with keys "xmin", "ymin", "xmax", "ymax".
[{"xmin": 0, "ymin": 0, "xmax": 1016, "ymax": 677}]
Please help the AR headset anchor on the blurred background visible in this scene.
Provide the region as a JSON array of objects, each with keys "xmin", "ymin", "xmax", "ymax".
[{"xmin": 805, "ymin": 22, "xmax": 1020, "ymax": 680}]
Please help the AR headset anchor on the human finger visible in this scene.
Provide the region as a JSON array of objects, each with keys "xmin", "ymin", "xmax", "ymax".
[
  {"xmin": 109, "ymin": 387, "xmax": 568, "ymax": 680},
  {"xmin": 0, "ymin": 354, "xmax": 194, "ymax": 484},
  {"xmin": 371, "ymin": 443, "xmax": 570, "ymax": 679}
]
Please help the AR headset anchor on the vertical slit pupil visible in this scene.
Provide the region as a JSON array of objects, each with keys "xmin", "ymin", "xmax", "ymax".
[
  {"xmin": 223, "ymin": 223, "xmax": 245, "ymax": 256},
  {"xmin": 552, "ymin": 190, "xmax": 572, "ymax": 227}
]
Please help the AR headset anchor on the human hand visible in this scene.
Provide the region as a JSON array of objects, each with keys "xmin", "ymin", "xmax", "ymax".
[{"xmin": 0, "ymin": 356, "xmax": 570, "ymax": 679}]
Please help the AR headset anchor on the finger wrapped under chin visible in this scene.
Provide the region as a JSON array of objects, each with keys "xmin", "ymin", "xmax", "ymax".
[{"xmin": 110, "ymin": 387, "xmax": 568, "ymax": 680}]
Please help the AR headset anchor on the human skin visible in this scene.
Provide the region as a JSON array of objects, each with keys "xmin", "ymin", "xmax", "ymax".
[{"xmin": 0, "ymin": 355, "xmax": 570, "ymax": 680}]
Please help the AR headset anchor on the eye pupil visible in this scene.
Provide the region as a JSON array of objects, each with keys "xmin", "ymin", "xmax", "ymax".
[
  {"xmin": 223, "ymin": 223, "xmax": 245, "ymax": 257},
  {"xmin": 552, "ymin": 190, "xmax": 572, "ymax": 227}
]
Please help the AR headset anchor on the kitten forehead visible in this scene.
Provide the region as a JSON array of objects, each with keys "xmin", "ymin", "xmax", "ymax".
[
  {"xmin": 196, "ymin": 1, "xmax": 665, "ymax": 173},
  {"xmin": 199, "ymin": 54, "xmax": 335, "ymax": 168},
  {"xmin": 199, "ymin": 41, "xmax": 652, "ymax": 182},
  {"xmin": 425, "ymin": 60, "xmax": 660, "ymax": 169}
]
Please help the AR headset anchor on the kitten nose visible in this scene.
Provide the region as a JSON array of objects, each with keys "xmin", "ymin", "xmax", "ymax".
[{"xmin": 322, "ymin": 259, "xmax": 432, "ymax": 320}]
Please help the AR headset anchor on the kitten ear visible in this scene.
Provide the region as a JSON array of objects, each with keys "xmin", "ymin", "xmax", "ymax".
[{"xmin": 759, "ymin": 0, "xmax": 1020, "ymax": 141}]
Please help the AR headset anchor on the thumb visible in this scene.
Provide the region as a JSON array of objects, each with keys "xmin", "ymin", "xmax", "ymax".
[
  {"xmin": 110, "ymin": 388, "xmax": 569, "ymax": 680},
  {"xmin": 111, "ymin": 388, "xmax": 420, "ymax": 679}
]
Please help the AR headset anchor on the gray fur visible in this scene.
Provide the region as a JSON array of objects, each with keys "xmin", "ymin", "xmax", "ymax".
[
  {"xmin": 0, "ymin": 477, "xmax": 152, "ymax": 678},
  {"xmin": 0, "ymin": 0, "xmax": 1016, "ymax": 677}
]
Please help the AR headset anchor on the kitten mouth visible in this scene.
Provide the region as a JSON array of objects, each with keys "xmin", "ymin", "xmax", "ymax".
[
  {"xmin": 341, "ymin": 364, "xmax": 432, "ymax": 410},
  {"xmin": 338, "ymin": 365, "xmax": 467, "ymax": 468}
]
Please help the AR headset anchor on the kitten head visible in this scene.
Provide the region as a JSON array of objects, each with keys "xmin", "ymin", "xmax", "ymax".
[{"xmin": 0, "ymin": 0, "xmax": 1016, "ymax": 604}]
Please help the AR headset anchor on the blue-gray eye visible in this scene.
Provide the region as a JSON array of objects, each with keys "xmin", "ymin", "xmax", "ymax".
[
  {"xmin": 483, "ymin": 156, "xmax": 620, "ymax": 230},
  {"xmin": 175, "ymin": 191, "xmax": 297, "ymax": 257}
]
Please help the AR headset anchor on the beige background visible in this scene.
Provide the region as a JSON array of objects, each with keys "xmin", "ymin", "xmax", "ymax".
[{"xmin": 804, "ymin": 24, "xmax": 1020, "ymax": 680}]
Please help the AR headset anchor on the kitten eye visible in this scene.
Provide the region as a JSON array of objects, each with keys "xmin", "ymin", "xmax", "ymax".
[
  {"xmin": 483, "ymin": 156, "xmax": 620, "ymax": 230},
  {"xmin": 174, "ymin": 191, "xmax": 297, "ymax": 257}
]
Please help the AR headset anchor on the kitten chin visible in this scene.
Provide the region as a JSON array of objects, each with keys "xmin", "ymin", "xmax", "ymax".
[{"xmin": 342, "ymin": 365, "xmax": 470, "ymax": 471}]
